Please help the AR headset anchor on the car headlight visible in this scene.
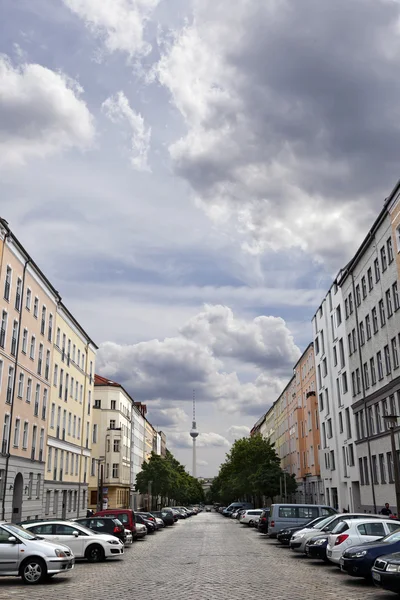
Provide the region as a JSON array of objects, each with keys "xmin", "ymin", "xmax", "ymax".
[
  {"xmin": 54, "ymin": 549, "xmax": 67, "ymax": 557},
  {"xmin": 349, "ymin": 550, "xmax": 367, "ymax": 558},
  {"xmin": 108, "ymin": 540, "xmax": 120, "ymax": 545},
  {"xmin": 386, "ymin": 564, "xmax": 400, "ymax": 573},
  {"xmin": 314, "ymin": 538, "xmax": 328, "ymax": 546}
]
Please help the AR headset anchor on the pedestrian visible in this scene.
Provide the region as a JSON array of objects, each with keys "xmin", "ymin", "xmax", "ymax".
[{"xmin": 380, "ymin": 503, "xmax": 392, "ymax": 516}]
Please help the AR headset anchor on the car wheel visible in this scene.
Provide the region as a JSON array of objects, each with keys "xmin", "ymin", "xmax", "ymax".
[
  {"xmin": 21, "ymin": 557, "xmax": 46, "ymax": 584},
  {"xmin": 85, "ymin": 544, "xmax": 105, "ymax": 562},
  {"xmin": 248, "ymin": 520, "xmax": 253, "ymax": 526}
]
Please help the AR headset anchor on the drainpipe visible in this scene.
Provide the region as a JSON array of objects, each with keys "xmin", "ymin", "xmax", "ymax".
[
  {"xmin": 77, "ymin": 342, "xmax": 90, "ymax": 517},
  {"xmin": 1, "ymin": 257, "xmax": 30, "ymax": 520},
  {"xmin": 351, "ymin": 272, "xmax": 377, "ymax": 514}
]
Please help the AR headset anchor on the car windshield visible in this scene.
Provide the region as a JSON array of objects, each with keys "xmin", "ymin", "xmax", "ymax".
[
  {"xmin": 74, "ymin": 523, "xmax": 99, "ymax": 535},
  {"xmin": 382, "ymin": 530, "xmax": 400, "ymax": 543},
  {"xmin": 313, "ymin": 515, "xmax": 337, "ymax": 530},
  {"xmin": 304, "ymin": 516, "xmax": 326, "ymax": 529},
  {"xmin": 7, "ymin": 524, "xmax": 37, "ymax": 540}
]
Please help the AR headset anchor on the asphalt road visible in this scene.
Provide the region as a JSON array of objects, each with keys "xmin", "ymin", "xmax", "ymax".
[{"xmin": 0, "ymin": 511, "xmax": 396, "ymax": 599}]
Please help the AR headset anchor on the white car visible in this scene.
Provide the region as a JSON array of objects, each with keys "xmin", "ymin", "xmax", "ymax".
[
  {"xmin": 240, "ymin": 509, "xmax": 264, "ymax": 526},
  {"xmin": 326, "ymin": 518, "xmax": 396, "ymax": 564},
  {"xmin": 23, "ymin": 520, "xmax": 124, "ymax": 562}
]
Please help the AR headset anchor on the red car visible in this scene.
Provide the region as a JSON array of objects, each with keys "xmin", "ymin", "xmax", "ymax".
[{"xmin": 94, "ymin": 509, "xmax": 145, "ymax": 540}]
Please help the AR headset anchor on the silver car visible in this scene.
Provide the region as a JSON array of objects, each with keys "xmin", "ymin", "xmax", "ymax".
[{"xmin": 0, "ymin": 521, "xmax": 74, "ymax": 584}]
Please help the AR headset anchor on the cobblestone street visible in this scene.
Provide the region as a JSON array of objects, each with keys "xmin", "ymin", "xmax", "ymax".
[{"xmin": 0, "ymin": 513, "xmax": 397, "ymax": 600}]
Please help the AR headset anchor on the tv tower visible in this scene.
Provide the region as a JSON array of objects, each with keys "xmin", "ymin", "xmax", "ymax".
[{"xmin": 190, "ymin": 390, "xmax": 199, "ymax": 478}]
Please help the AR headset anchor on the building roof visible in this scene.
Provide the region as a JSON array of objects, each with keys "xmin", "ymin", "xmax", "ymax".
[{"xmin": 94, "ymin": 374, "xmax": 121, "ymax": 387}]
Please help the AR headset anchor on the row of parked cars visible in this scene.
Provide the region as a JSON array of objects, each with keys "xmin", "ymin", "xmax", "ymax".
[
  {"xmin": 218, "ymin": 501, "xmax": 400, "ymax": 595},
  {"xmin": 0, "ymin": 505, "xmax": 202, "ymax": 585}
]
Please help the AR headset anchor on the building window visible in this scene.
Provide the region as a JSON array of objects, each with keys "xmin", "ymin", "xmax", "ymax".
[
  {"xmin": 342, "ymin": 371, "xmax": 348, "ymax": 394},
  {"xmin": 345, "ymin": 408, "xmax": 352, "ymax": 439},
  {"xmin": 336, "ymin": 305, "xmax": 342, "ymax": 326},
  {"xmin": 351, "ymin": 372, "xmax": 356, "ymax": 397},
  {"xmin": 385, "ymin": 345, "xmax": 392, "ymax": 375},
  {"xmin": 361, "ymin": 276, "xmax": 367, "ymax": 299},
  {"xmin": 367, "ymin": 267, "xmax": 373, "ymax": 291},
  {"xmin": 363, "ymin": 456, "xmax": 370, "ymax": 485},
  {"xmin": 392, "ymin": 338, "xmax": 399, "ymax": 370},
  {"xmin": 13, "ymin": 418, "xmax": 20, "ymax": 447},
  {"xmin": 34, "ymin": 384, "xmax": 40, "ymax": 416},
  {"xmin": 17, "ymin": 372, "xmax": 24, "ymax": 398},
  {"xmin": 37, "ymin": 343, "xmax": 43, "ymax": 376},
  {"xmin": 41, "ymin": 306, "xmax": 46, "ymax": 336},
  {"xmin": 42, "ymin": 389, "xmax": 47, "ymax": 420},
  {"xmin": 370, "ymin": 357, "xmax": 376, "ymax": 385},
  {"xmin": 113, "ymin": 439, "xmax": 120, "ymax": 452},
  {"xmin": 363, "ymin": 363, "xmax": 370, "ymax": 389},
  {"xmin": 379, "ymin": 300, "xmax": 386, "ymax": 327},
  {"xmin": 372, "ymin": 455, "xmax": 379, "ymax": 484},
  {"xmin": 374, "ymin": 258, "xmax": 380, "ymax": 282},
  {"xmin": 56, "ymin": 327, "xmax": 60, "ymax": 347},
  {"xmin": 348, "ymin": 333, "xmax": 353, "ymax": 356},
  {"xmin": 387, "ymin": 452, "xmax": 395, "ymax": 483},
  {"xmin": 377, "ymin": 351, "xmax": 384, "ymax": 380},
  {"xmin": 359, "ymin": 322, "xmax": 365, "ymax": 346},
  {"xmin": 359, "ymin": 458, "xmax": 365, "ymax": 485},
  {"xmin": 345, "ymin": 298, "xmax": 349, "ymax": 319},
  {"xmin": 386, "ymin": 289, "xmax": 393, "ymax": 318},
  {"xmin": 365, "ymin": 314, "xmax": 371, "ymax": 340},
  {"xmin": 25, "ymin": 288, "xmax": 31, "ymax": 310},
  {"xmin": 381, "ymin": 246, "xmax": 388, "ymax": 272},
  {"xmin": 372, "ymin": 307, "xmax": 379, "ymax": 334},
  {"xmin": 330, "ymin": 450, "xmax": 335, "ymax": 471},
  {"xmin": 338, "ymin": 412, "xmax": 343, "ymax": 434},
  {"xmin": 92, "ymin": 424, "xmax": 97, "ymax": 443},
  {"xmin": 355, "ymin": 284, "xmax": 361, "ymax": 306},
  {"xmin": 110, "ymin": 420, "xmax": 116, "ymax": 429},
  {"xmin": 380, "ymin": 453, "xmax": 387, "ymax": 483},
  {"xmin": 48, "ymin": 314, "xmax": 53, "ymax": 342},
  {"xmin": 393, "ymin": 282, "xmax": 400, "ymax": 311},
  {"xmin": 112, "ymin": 463, "xmax": 119, "ymax": 478},
  {"xmin": 36, "ymin": 473, "xmax": 41, "ymax": 498},
  {"xmin": 6, "ymin": 366, "xmax": 14, "ymax": 404},
  {"xmin": 4, "ymin": 266, "xmax": 11, "ymax": 301},
  {"xmin": 0, "ymin": 310, "xmax": 7, "ymax": 348},
  {"xmin": 29, "ymin": 335, "xmax": 36, "ymax": 360},
  {"xmin": 94, "ymin": 399, "xmax": 101, "ymax": 408},
  {"xmin": 388, "ymin": 237, "xmax": 394, "ymax": 263},
  {"xmin": 375, "ymin": 403, "xmax": 382, "ymax": 433},
  {"xmin": 33, "ymin": 297, "xmax": 39, "ymax": 318},
  {"xmin": 26, "ymin": 378, "xmax": 32, "ymax": 403},
  {"xmin": 111, "ymin": 400, "xmax": 116, "ymax": 410},
  {"xmin": 21, "ymin": 328, "xmax": 28, "ymax": 354},
  {"xmin": 50, "ymin": 403, "xmax": 55, "ymax": 428},
  {"xmin": 348, "ymin": 443, "xmax": 355, "ymax": 466},
  {"xmin": 91, "ymin": 458, "xmax": 96, "ymax": 477}
]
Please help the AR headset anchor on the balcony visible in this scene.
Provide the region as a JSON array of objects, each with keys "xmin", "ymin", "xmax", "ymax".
[
  {"xmin": 10, "ymin": 337, "xmax": 16, "ymax": 356},
  {"xmin": 6, "ymin": 387, "xmax": 12, "ymax": 404},
  {"xmin": 15, "ymin": 292, "xmax": 21, "ymax": 312},
  {"xmin": 0, "ymin": 328, "xmax": 5, "ymax": 349},
  {"xmin": 4, "ymin": 281, "xmax": 10, "ymax": 301}
]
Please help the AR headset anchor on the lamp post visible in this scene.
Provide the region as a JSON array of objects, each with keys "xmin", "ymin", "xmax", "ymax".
[
  {"xmin": 383, "ymin": 415, "xmax": 400, "ymax": 517},
  {"xmin": 96, "ymin": 456, "xmax": 105, "ymax": 513}
]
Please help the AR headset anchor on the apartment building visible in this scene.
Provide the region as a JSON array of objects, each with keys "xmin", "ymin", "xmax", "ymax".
[
  {"xmin": 313, "ymin": 277, "xmax": 359, "ymax": 512},
  {"xmin": 131, "ymin": 402, "xmax": 146, "ymax": 509},
  {"xmin": 339, "ymin": 181, "xmax": 400, "ymax": 512},
  {"xmin": 88, "ymin": 375, "xmax": 133, "ymax": 510},
  {"xmin": 43, "ymin": 305, "xmax": 97, "ymax": 519},
  {"xmin": 0, "ymin": 219, "xmax": 58, "ymax": 522}
]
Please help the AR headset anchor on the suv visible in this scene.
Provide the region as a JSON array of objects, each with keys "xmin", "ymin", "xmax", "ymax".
[
  {"xmin": 22, "ymin": 520, "xmax": 124, "ymax": 562},
  {"xmin": 0, "ymin": 521, "xmax": 74, "ymax": 584},
  {"xmin": 73, "ymin": 516, "xmax": 127, "ymax": 544},
  {"xmin": 94, "ymin": 509, "xmax": 141, "ymax": 539}
]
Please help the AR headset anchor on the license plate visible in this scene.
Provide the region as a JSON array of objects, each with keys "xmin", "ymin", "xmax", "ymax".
[
  {"xmin": 327, "ymin": 550, "xmax": 332, "ymax": 557},
  {"xmin": 372, "ymin": 572, "xmax": 381, "ymax": 582}
]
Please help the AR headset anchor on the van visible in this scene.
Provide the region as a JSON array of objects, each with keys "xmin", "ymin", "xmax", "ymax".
[
  {"xmin": 268, "ymin": 504, "xmax": 337, "ymax": 536},
  {"xmin": 222, "ymin": 502, "xmax": 253, "ymax": 517},
  {"xmin": 94, "ymin": 509, "xmax": 138, "ymax": 539}
]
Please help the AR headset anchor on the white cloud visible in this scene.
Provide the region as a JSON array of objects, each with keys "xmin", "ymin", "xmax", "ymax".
[
  {"xmin": 63, "ymin": 0, "xmax": 159, "ymax": 59},
  {"xmin": 147, "ymin": 406, "xmax": 188, "ymax": 429},
  {"xmin": 155, "ymin": 0, "xmax": 400, "ymax": 269},
  {"xmin": 197, "ymin": 459, "xmax": 208, "ymax": 466},
  {"xmin": 227, "ymin": 425, "xmax": 250, "ymax": 441},
  {"xmin": 168, "ymin": 431, "xmax": 230, "ymax": 449},
  {"xmin": 102, "ymin": 91, "xmax": 151, "ymax": 171},
  {"xmin": 0, "ymin": 56, "xmax": 95, "ymax": 167},
  {"xmin": 96, "ymin": 304, "xmax": 297, "ymax": 416}
]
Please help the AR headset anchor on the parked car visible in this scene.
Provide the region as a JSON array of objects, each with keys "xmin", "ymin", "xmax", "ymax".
[
  {"xmin": 258, "ymin": 509, "xmax": 270, "ymax": 534},
  {"xmin": 73, "ymin": 516, "xmax": 127, "ymax": 544},
  {"xmin": 290, "ymin": 512, "xmax": 387, "ymax": 554},
  {"xmin": 326, "ymin": 518, "xmax": 396, "ymax": 564},
  {"xmin": 206, "ymin": 507, "xmax": 211, "ymax": 512},
  {"xmin": 137, "ymin": 512, "xmax": 164, "ymax": 529},
  {"xmin": 340, "ymin": 525, "xmax": 400, "ymax": 579},
  {"xmin": 22, "ymin": 520, "xmax": 124, "ymax": 562},
  {"xmin": 240, "ymin": 509, "xmax": 264, "ymax": 526},
  {"xmin": 94, "ymin": 509, "xmax": 140, "ymax": 539},
  {"xmin": 372, "ymin": 552, "xmax": 400, "ymax": 593},
  {"xmin": 135, "ymin": 523, "xmax": 147, "ymax": 538},
  {"xmin": 136, "ymin": 514, "xmax": 156, "ymax": 533},
  {"xmin": 0, "ymin": 521, "xmax": 74, "ymax": 584},
  {"xmin": 278, "ymin": 516, "xmax": 327, "ymax": 545},
  {"xmin": 222, "ymin": 502, "xmax": 253, "ymax": 517},
  {"xmin": 162, "ymin": 507, "xmax": 179, "ymax": 522},
  {"xmin": 153, "ymin": 510, "xmax": 175, "ymax": 526},
  {"xmin": 268, "ymin": 503, "xmax": 337, "ymax": 537}
]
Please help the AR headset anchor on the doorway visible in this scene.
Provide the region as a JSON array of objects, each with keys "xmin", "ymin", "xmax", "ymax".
[{"xmin": 12, "ymin": 473, "xmax": 23, "ymax": 523}]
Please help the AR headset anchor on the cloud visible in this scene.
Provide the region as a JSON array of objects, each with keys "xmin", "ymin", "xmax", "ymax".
[
  {"xmin": 0, "ymin": 56, "xmax": 95, "ymax": 167},
  {"xmin": 147, "ymin": 406, "xmax": 188, "ymax": 428},
  {"xmin": 180, "ymin": 304, "xmax": 300, "ymax": 372},
  {"xmin": 227, "ymin": 425, "xmax": 250, "ymax": 441},
  {"xmin": 96, "ymin": 304, "xmax": 296, "ymax": 416},
  {"xmin": 156, "ymin": 0, "xmax": 400, "ymax": 269},
  {"xmin": 168, "ymin": 431, "xmax": 230, "ymax": 449},
  {"xmin": 102, "ymin": 91, "xmax": 151, "ymax": 171},
  {"xmin": 63, "ymin": 0, "xmax": 159, "ymax": 59},
  {"xmin": 197, "ymin": 459, "xmax": 208, "ymax": 466}
]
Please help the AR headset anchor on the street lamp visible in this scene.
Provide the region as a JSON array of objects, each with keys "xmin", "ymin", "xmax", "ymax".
[
  {"xmin": 383, "ymin": 414, "xmax": 400, "ymax": 517},
  {"xmin": 96, "ymin": 456, "xmax": 105, "ymax": 513}
]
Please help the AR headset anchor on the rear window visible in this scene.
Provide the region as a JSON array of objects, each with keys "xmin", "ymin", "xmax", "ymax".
[
  {"xmin": 332, "ymin": 521, "xmax": 349, "ymax": 534},
  {"xmin": 358, "ymin": 522, "xmax": 385, "ymax": 536},
  {"xmin": 321, "ymin": 507, "xmax": 336, "ymax": 516},
  {"xmin": 298, "ymin": 507, "xmax": 319, "ymax": 519},
  {"xmin": 117, "ymin": 513, "xmax": 129, "ymax": 524},
  {"xmin": 279, "ymin": 507, "xmax": 297, "ymax": 518}
]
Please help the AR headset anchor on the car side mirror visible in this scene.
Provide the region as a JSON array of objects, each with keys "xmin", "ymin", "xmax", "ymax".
[
  {"xmin": 8, "ymin": 536, "xmax": 17, "ymax": 543},
  {"xmin": 73, "ymin": 531, "xmax": 79, "ymax": 537}
]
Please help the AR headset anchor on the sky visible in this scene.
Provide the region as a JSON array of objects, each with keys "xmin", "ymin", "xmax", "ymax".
[{"xmin": 1, "ymin": 0, "xmax": 400, "ymax": 476}]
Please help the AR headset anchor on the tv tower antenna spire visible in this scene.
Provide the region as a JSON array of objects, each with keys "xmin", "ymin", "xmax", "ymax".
[{"xmin": 190, "ymin": 390, "xmax": 199, "ymax": 478}]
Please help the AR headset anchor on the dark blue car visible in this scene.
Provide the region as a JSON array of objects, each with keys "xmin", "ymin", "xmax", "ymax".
[{"xmin": 341, "ymin": 527, "xmax": 400, "ymax": 579}]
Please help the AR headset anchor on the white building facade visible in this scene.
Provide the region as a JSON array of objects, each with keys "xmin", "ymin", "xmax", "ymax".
[{"xmin": 130, "ymin": 403, "xmax": 146, "ymax": 510}]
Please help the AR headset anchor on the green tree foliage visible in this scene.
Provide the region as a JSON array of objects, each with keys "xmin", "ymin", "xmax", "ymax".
[
  {"xmin": 136, "ymin": 450, "xmax": 204, "ymax": 509},
  {"xmin": 211, "ymin": 434, "xmax": 297, "ymax": 506}
]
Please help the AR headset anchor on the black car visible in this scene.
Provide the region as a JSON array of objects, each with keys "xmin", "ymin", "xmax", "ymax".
[
  {"xmin": 258, "ymin": 509, "xmax": 270, "ymax": 534},
  {"xmin": 136, "ymin": 513, "xmax": 156, "ymax": 533},
  {"xmin": 372, "ymin": 551, "xmax": 400, "ymax": 593},
  {"xmin": 153, "ymin": 510, "xmax": 175, "ymax": 526},
  {"xmin": 341, "ymin": 527, "xmax": 400, "ymax": 579},
  {"xmin": 73, "ymin": 516, "xmax": 127, "ymax": 544},
  {"xmin": 304, "ymin": 534, "xmax": 329, "ymax": 561},
  {"xmin": 277, "ymin": 516, "xmax": 327, "ymax": 545}
]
